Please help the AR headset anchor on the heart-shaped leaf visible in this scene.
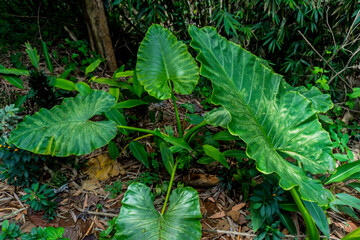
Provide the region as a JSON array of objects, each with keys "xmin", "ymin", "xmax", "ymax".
[
  {"xmin": 115, "ymin": 183, "xmax": 202, "ymax": 240},
  {"xmin": 190, "ymin": 26, "xmax": 335, "ymax": 206},
  {"xmin": 136, "ymin": 24, "xmax": 199, "ymax": 100},
  {"xmin": 9, "ymin": 90, "xmax": 117, "ymax": 156}
]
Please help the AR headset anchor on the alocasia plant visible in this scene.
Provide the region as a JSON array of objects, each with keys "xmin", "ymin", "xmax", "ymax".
[{"xmin": 189, "ymin": 26, "xmax": 335, "ymax": 206}]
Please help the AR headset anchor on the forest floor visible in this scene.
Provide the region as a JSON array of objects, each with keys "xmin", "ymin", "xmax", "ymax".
[{"xmin": 0, "ymin": 48, "xmax": 359, "ymax": 240}]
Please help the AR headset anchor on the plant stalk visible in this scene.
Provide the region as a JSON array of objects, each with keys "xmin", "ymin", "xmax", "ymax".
[
  {"xmin": 171, "ymin": 93, "xmax": 183, "ymax": 138},
  {"xmin": 117, "ymin": 125, "xmax": 168, "ymax": 137},
  {"xmin": 290, "ymin": 188, "xmax": 320, "ymax": 240},
  {"xmin": 161, "ymin": 160, "xmax": 178, "ymax": 215},
  {"xmin": 183, "ymin": 121, "xmax": 207, "ymax": 142}
]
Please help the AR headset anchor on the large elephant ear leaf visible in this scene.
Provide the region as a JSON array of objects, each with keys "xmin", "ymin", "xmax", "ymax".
[
  {"xmin": 189, "ymin": 26, "xmax": 335, "ymax": 206},
  {"xmin": 136, "ymin": 24, "xmax": 199, "ymax": 100},
  {"xmin": 283, "ymin": 82, "xmax": 333, "ymax": 113},
  {"xmin": 115, "ymin": 183, "xmax": 202, "ymax": 240},
  {"xmin": 8, "ymin": 90, "xmax": 117, "ymax": 157}
]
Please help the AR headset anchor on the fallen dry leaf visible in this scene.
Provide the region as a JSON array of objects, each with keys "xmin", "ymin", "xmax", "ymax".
[
  {"xmin": 209, "ymin": 211, "xmax": 225, "ymax": 219},
  {"xmin": 82, "ymin": 179, "xmax": 101, "ymax": 191},
  {"xmin": 231, "ymin": 203, "xmax": 246, "ymax": 211},
  {"xmin": 83, "ymin": 154, "xmax": 123, "ymax": 181},
  {"xmin": 227, "ymin": 210, "xmax": 240, "ymax": 222},
  {"xmin": 216, "ymin": 219, "xmax": 230, "ymax": 231}
]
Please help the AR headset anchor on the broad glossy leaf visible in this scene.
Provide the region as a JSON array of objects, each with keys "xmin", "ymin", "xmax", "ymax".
[
  {"xmin": 326, "ymin": 161, "xmax": 360, "ymax": 184},
  {"xmin": 115, "ymin": 183, "xmax": 202, "ymax": 240},
  {"xmin": 284, "ymin": 84, "xmax": 333, "ymax": 113},
  {"xmin": 303, "ymin": 200, "xmax": 329, "ymax": 238},
  {"xmin": 190, "ymin": 26, "xmax": 335, "ymax": 206},
  {"xmin": 8, "ymin": 91, "xmax": 117, "ymax": 156},
  {"xmin": 136, "ymin": 24, "xmax": 199, "ymax": 100},
  {"xmin": 1, "ymin": 74, "xmax": 24, "ymax": 89},
  {"xmin": 204, "ymin": 107, "xmax": 231, "ymax": 128}
]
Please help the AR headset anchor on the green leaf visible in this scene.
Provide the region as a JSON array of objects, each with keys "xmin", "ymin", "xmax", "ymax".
[
  {"xmin": 136, "ymin": 24, "xmax": 199, "ymax": 100},
  {"xmin": 114, "ymin": 70, "xmax": 134, "ymax": 79},
  {"xmin": 204, "ymin": 107, "xmax": 231, "ymax": 128},
  {"xmin": 91, "ymin": 77, "xmax": 133, "ymax": 89},
  {"xmin": 105, "ymin": 108, "xmax": 128, "ymax": 135},
  {"xmin": 132, "ymin": 69, "xmax": 143, "ymax": 98},
  {"xmin": 164, "ymin": 136, "xmax": 192, "ymax": 151},
  {"xmin": 284, "ymin": 84, "xmax": 333, "ymax": 113},
  {"xmin": 159, "ymin": 142, "xmax": 174, "ymax": 175},
  {"xmin": 347, "ymin": 88, "xmax": 360, "ymax": 100},
  {"xmin": 2, "ymin": 220, "xmax": 9, "ymax": 232},
  {"xmin": 115, "ymin": 183, "xmax": 202, "ymax": 240},
  {"xmin": 8, "ymin": 91, "xmax": 117, "ymax": 156},
  {"xmin": 303, "ymin": 200, "xmax": 330, "ymax": 238},
  {"xmin": 326, "ymin": 161, "xmax": 360, "ymax": 184},
  {"xmin": 190, "ymin": 26, "xmax": 335, "ymax": 206},
  {"xmin": 85, "ymin": 59, "xmax": 102, "ymax": 75},
  {"xmin": 342, "ymin": 227, "xmax": 360, "ymax": 240},
  {"xmin": 108, "ymin": 141, "xmax": 120, "ymax": 160},
  {"xmin": 333, "ymin": 153, "xmax": 349, "ymax": 162},
  {"xmin": 331, "ymin": 193, "xmax": 360, "ymax": 212},
  {"xmin": 197, "ymin": 156, "xmax": 215, "ymax": 164},
  {"xmin": 109, "ymin": 87, "xmax": 120, "ymax": 101},
  {"xmin": 54, "ymin": 78, "xmax": 76, "ymax": 91},
  {"xmin": 279, "ymin": 212, "xmax": 297, "ymax": 235},
  {"xmin": 223, "ymin": 150, "xmax": 247, "ymax": 158},
  {"xmin": 114, "ymin": 100, "xmax": 147, "ymax": 109},
  {"xmin": 202, "ymin": 145, "xmax": 229, "ymax": 169},
  {"xmin": 213, "ymin": 131, "xmax": 240, "ymax": 141},
  {"xmin": 25, "ymin": 42, "xmax": 40, "ymax": 69},
  {"xmin": 0, "ymin": 68, "xmax": 29, "ymax": 75},
  {"xmin": 42, "ymin": 41, "xmax": 53, "ymax": 74},
  {"xmin": 250, "ymin": 204, "xmax": 265, "ymax": 232},
  {"xmin": 1, "ymin": 74, "xmax": 24, "ymax": 89},
  {"xmin": 75, "ymin": 82, "xmax": 92, "ymax": 96},
  {"xmin": 129, "ymin": 142, "xmax": 149, "ymax": 168}
]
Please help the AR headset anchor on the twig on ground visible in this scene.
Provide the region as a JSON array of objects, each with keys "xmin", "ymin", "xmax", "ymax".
[{"xmin": 75, "ymin": 207, "xmax": 118, "ymax": 218}]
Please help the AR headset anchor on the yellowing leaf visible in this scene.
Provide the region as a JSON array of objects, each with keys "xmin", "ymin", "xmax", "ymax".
[{"xmin": 83, "ymin": 154, "xmax": 122, "ymax": 181}]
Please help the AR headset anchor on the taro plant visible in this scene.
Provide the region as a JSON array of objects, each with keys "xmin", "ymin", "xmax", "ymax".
[{"xmin": 7, "ymin": 24, "xmax": 347, "ymax": 239}]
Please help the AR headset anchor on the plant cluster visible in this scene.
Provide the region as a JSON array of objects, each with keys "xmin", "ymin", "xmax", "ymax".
[
  {"xmin": 0, "ymin": 220, "xmax": 68, "ymax": 240},
  {"xmin": 21, "ymin": 183, "xmax": 58, "ymax": 220},
  {"xmin": 2, "ymin": 22, "xmax": 360, "ymax": 239}
]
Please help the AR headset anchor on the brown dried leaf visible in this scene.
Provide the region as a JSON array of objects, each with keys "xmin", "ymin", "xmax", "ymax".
[
  {"xmin": 209, "ymin": 211, "xmax": 225, "ymax": 219},
  {"xmin": 82, "ymin": 154, "xmax": 122, "ymax": 181},
  {"xmin": 82, "ymin": 179, "xmax": 101, "ymax": 191},
  {"xmin": 231, "ymin": 203, "xmax": 246, "ymax": 211}
]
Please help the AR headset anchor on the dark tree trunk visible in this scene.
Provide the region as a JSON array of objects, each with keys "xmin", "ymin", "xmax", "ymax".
[{"xmin": 83, "ymin": 0, "xmax": 117, "ymax": 72}]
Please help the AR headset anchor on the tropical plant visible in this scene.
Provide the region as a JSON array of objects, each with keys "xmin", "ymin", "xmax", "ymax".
[{"xmin": 8, "ymin": 24, "xmax": 345, "ymax": 239}]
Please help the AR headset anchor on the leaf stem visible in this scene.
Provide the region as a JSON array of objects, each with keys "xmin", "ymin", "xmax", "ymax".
[
  {"xmin": 290, "ymin": 188, "xmax": 319, "ymax": 240},
  {"xmin": 161, "ymin": 160, "xmax": 178, "ymax": 215},
  {"xmin": 183, "ymin": 121, "xmax": 207, "ymax": 142},
  {"xmin": 171, "ymin": 93, "xmax": 183, "ymax": 138},
  {"xmin": 117, "ymin": 125, "xmax": 168, "ymax": 137}
]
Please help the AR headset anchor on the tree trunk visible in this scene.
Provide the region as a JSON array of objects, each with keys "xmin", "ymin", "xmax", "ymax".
[{"xmin": 83, "ymin": 0, "xmax": 117, "ymax": 72}]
